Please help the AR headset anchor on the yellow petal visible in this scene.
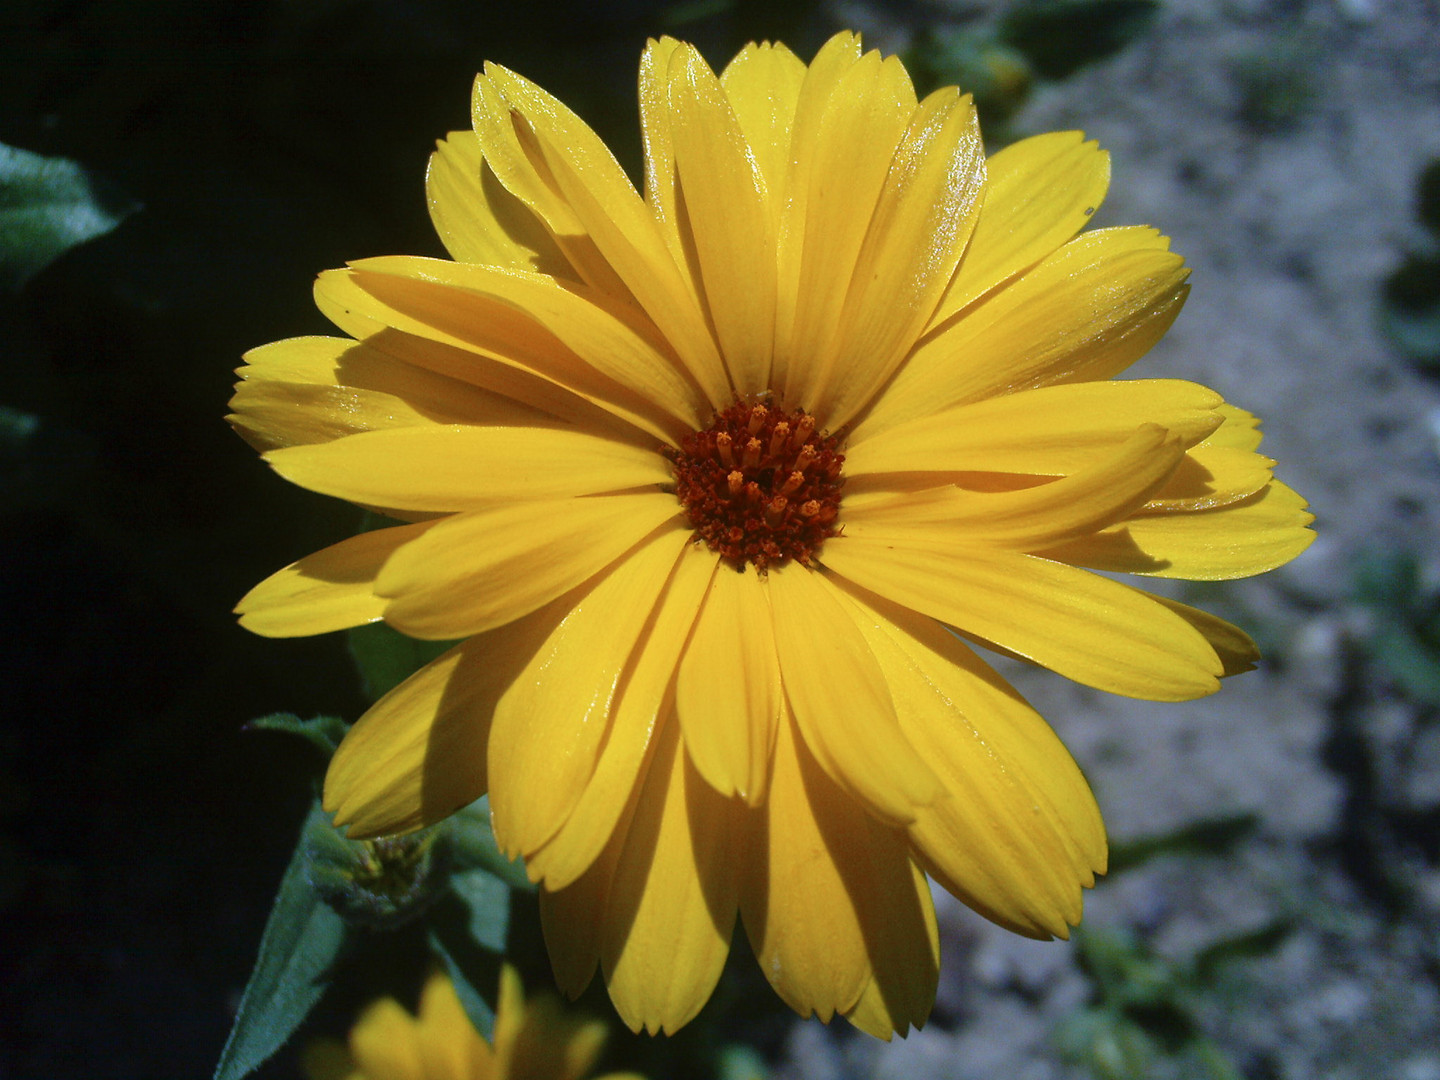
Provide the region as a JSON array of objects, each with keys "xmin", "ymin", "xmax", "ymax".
[
  {"xmin": 236, "ymin": 520, "xmax": 436, "ymax": 638},
  {"xmin": 525, "ymin": 543, "xmax": 716, "ymax": 890},
  {"xmin": 1041, "ymin": 479, "xmax": 1315, "ymax": 580},
  {"xmin": 739, "ymin": 713, "xmax": 937, "ymax": 1024},
  {"xmin": 263, "ymin": 426, "xmax": 670, "ymax": 512},
  {"xmin": 811, "ymin": 87, "xmax": 986, "ymax": 430},
  {"xmin": 488, "ymin": 529, "xmax": 689, "ymax": 858},
  {"xmin": 349, "ymin": 999, "xmax": 423, "ymax": 1080},
  {"xmin": 842, "ymin": 859, "xmax": 939, "ymax": 1039},
  {"xmin": 858, "ymin": 227, "xmax": 1189, "ymax": 437},
  {"xmin": 1202, "ymin": 403, "xmax": 1264, "ymax": 452},
  {"xmin": 480, "ymin": 62, "xmax": 733, "ymax": 410},
  {"xmin": 324, "ymin": 620, "xmax": 552, "ymax": 837},
  {"xmin": 299, "ymin": 1039, "xmax": 359, "ymax": 1080},
  {"xmin": 349, "ymin": 256, "xmax": 708, "ymax": 433},
  {"xmin": 719, "ymin": 40, "xmax": 805, "ymax": 198},
  {"xmin": 777, "ymin": 47, "xmax": 916, "ymax": 409},
  {"xmin": 374, "ymin": 493, "xmax": 680, "ymax": 639},
  {"xmin": 312, "ymin": 276, "xmax": 663, "ymax": 447},
  {"xmin": 676, "ymin": 564, "xmax": 781, "ymax": 804},
  {"xmin": 1150, "ymin": 595, "xmax": 1260, "ymax": 677},
  {"xmin": 667, "ymin": 44, "xmax": 776, "ymax": 397},
  {"xmin": 832, "ymin": 578, "xmax": 1105, "ymax": 938},
  {"xmin": 767, "ymin": 563, "xmax": 940, "ymax": 823},
  {"xmin": 842, "ymin": 424, "xmax": 1187, "ymax": 551},
  {"xmin": 426, "ymin": 129, "xmax": 572, "ymax": 275},
  {"xmin": 415, "ymin": 972, "xmax": 489, "ymax": 1080},
  {"xmin": 237, "ymin": 335, "xmax": 346, "ymax": 384},
  {"xmin": 845, "ymin": 379, "xmax": 1223, "ymax": 478},
  {"xmin": 602, "ymin": 719, "xmax": 737, "ymax": 1034},
  {"xmin": 821, "ymin": 538, "xmax": 1222, "ymax": 701},
  {"xmin": 504, "ymin": 981, "xmax": 609, "ymax": 1080},
  {"xmin": 490, "ymin": 964, "xmax": 526, "ymax": 1072},
  {"xmin": 927, "ymin": 130, "xmax": 1110, "ymax": 327},
  {"xmin": 1139, "ymin": 443, "xmax": 1274, "ymax": 513}
]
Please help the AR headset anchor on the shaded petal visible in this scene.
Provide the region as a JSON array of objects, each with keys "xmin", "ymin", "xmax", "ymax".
[
  {"xmin": 374, "ymin": 493, "xmax": 681, "ymax": 639},
  {"xmin": 856, "ymin": 227, "xmax": 1189, "ymax": 438},
  {"xmin": 927, "ymin": 131, "xmax": 1110, "ymax": 327},
  {"xmin": 325, "ymin": 612, "xmax": 560, "ymax": 837},
  {"xmin": 349, "ymin": 256, "xmax": 708, "ymax": 433},
  {"xmin": 312, "ymin": 280, "xmax": 661, "ymax": 448},
  {"xmin": 426, "ymin": 129, "xmax": 572, "ymax": 276},
  {"xmin": 846, "ymin": 379, "xmax": 1222, "ymax": 479},
  {"xmin": 842, "ymin": 425, "xmax": 1187, "ymax": 550},
  {"xmin": 841, "ymin": 858, "xmax": 939, "ymax": 1039},
  {"xmin": 811, "ymin": 87, "xmax": 986, "ymax": 430},
  {"xmin": 478, "ymin": 63, "xmax": 733, "ymax": 409},
  {"xmin": 488, "ymin": 529, "xmax": 689, "ymax": 858},
  {"xmin": 1151, "ymin": 595, "xmax": 1260, "ymax": 677},
  {"xmin": 676, "ymin": 564, "xmax": 781, "ymax": 804},
  {"xmin": 1040, "ymin": 479, "xmax": 1315, "ymax": 580},
  {"xmin": 667, "ymin": 44, "xmax": 776, "ymax": 397},
  {"xmin": 768, "ymin": 563, "xmax": 940, "ymax": 823},
  {"xmin": 832, "ymin": 579, "xmax": 1105, "ymax": 938},
  {"xmin": 236, "ymin": 520, "xmax": 436, "ymax": 638},
  {"xmin": 821, "ymin": 538, "xmax": 1222, "ymax": 700},
  {"xmin": 1139, "ymin": 443, "xmax": 1274, "ymax": 513},
  {"xmin": 264, "ymin": 426, "xmax": 670, "ymax": 512},
  {"xmin": 316, "ymin": 267, "xmax": 683, "ymax": 445},
  {"xmin": 602, "ymin": 719, "xmax": 738, "ymax": 1034},
  {"xmin": 776, "ymin": 44, "xmax": 915, "ymax": 408},
  {"xmin": 739, "ymin": 713, "xmax": 938, "ymax": 1026},
  {"xmin": 540, "ymin": 832, "xmax": 622, "ymax": 999},
  {"xmin": 526, "ymin": 543, "xmax": 717, "ymax": 890}
]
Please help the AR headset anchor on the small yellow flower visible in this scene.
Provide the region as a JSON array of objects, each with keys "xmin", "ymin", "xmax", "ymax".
[
  {"xmin": 232, "ymin": 33, "xmax": 1312, "ymax": 1038},
  {"xmin": 302, "ymin": 968, "xmax": 642, "ymax": 1080}
]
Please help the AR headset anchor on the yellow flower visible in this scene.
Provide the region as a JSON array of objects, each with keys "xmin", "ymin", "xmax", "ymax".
[
  {"xmin": 232, "ymin": 33, "xmax": 1313, "ymax": 1038},
  {"xmin": 302, "ymin": 967, "xmax": 642, "ymax": 1080}
]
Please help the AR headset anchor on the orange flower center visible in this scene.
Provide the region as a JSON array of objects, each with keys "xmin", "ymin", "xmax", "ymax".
[{"xmin": 665, "ymin": 400, "xmax": 844, "ymax": 572}]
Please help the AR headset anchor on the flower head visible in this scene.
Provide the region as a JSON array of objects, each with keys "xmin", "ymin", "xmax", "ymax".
[
  {"xmin": 302, "ymin": 967, "xmax": 641, "ymax": 1080},
  {"xmin": 233, "ymin": 32, "xmax": 1313, "ymax": 1038}
]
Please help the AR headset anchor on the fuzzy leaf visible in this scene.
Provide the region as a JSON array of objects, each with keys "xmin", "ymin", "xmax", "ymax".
[
  {"xmin": 214, "ymin": 801, "xmax": 348, "ymax": 1080},
  {"xmin": 247, "ymin": 712, "xmax": 348, "ymax": 759},
  {"xmin": 0, "ymin": 142, "xmax": 130, "ymax": 287}
]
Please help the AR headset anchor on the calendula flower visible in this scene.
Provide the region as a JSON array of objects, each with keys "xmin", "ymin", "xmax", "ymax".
[
  {"xmin": 232, "ymin": 32, "xmax": 1313, "ymax": 1038},
  {"xmin": 302, "ymin": 967, "xmax": 642, "ymax": 1080}
]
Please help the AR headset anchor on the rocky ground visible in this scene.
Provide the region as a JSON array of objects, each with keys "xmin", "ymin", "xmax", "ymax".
[{"xmin": 777, "ymin": 0, "xmax": 1440, "ymax": 1077}]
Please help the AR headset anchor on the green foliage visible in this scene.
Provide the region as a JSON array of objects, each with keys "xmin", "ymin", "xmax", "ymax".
[
  {"xmin": 1107, "ymin": 813, "xmax": 1258, "ymax": 875},
  {"xmin": 1353, "ymin": 548, "xmax": 1440, "ymax": 707},
  {"xmin": 1230, "ymin": 33, "xmax": 1321, "ymax": 135},
  {"xmin": 0, "ymin": 142, "xmax": 131, "ymax": 289},
  {"xmin": 213, "ymin": 802, "xmax": 348, "ymax": 1080},
  {"xmin": 997, "ymin": 0, "xmax": 1159, "ymax": 80},
  {"xmin": 347, "ymin": 619, "xmax": 460, "ymax": 702},
  {"xmin": 215, "ymin": 727, "xmax": 524, "ymax": 1079},
  {"xmin": 1379, "ymin": 160, "xmax": 1440, "ymax": 368},
  {"xmin": 1056, "ymin": 923, "xmax": 1289, "ymax": 1080}
]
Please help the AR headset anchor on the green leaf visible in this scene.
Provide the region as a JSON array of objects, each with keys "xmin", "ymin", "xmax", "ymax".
[
  {"xmin": 998, "ymin": 0, "xmax": 1159, "ymax": 81},
  {"xmin": 247, "ymin": 712, "xmax": 348, "ymax": 759},
  {"xmin": 0, "ymin": 142, "xmax": 131, "ymax": 288},
  {"xmin": 1192, "ymin": 919, "xmax": 1291, "ymax": 983},
  {"xmin": 426, "ymin": 870, "xmax": 511, "ymax": 1041},
  {"xmin": 214, "ymin": 801, "xmax": 348, "ymax": 1080},
  {"xmin": 347, "ymin": 620, "xmax": 459, "ymax": 701},
  {"xmin": 1107, "ymin": 813, "xmax": 1258, "ymax": 874},
  {"xmin": 448, "ymin": 798, "xmax": 533, "ymax": 890}
]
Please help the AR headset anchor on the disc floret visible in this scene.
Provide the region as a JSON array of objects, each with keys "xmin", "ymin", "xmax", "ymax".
[{"xmin": 666, "ymin": 399, "xmax": 844, "ymax": 571}]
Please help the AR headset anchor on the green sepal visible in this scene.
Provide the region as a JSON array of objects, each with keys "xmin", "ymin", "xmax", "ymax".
[
  {"xmin": 347, "ymin": 620, "xmax": 460, "ymax": 701},
  {"xmin": 426, "ymin": 869, "xmax": 510, "ymax": 1040},
  {"xmin": 247, "ymin": 712, "xmax": 348, "ymax": 759},
  {"xmin": 213, "ymin": 801, "xmax": 349, "ymax": 1080},
  {"xmin": 448, "ymin": 798, "xmax": 533, "ymax": 891},
  {"xmin": 998, "ymin": 0, "xmax": 1159, "ymax": 81},
  {"xmin": 0, "ymin": 142, "xmax": 131, "ymax": 288}
]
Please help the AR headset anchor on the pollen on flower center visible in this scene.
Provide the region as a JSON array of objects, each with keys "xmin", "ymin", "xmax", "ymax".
[{"xmin": 665, "ymin": 399, "xmax": 844, "ymax": 571}]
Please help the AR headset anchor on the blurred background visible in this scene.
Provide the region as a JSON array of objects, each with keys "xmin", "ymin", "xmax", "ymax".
[{"xmin": 1, "ymin": 0, "xmax": 1438, "ymax": 1077}]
